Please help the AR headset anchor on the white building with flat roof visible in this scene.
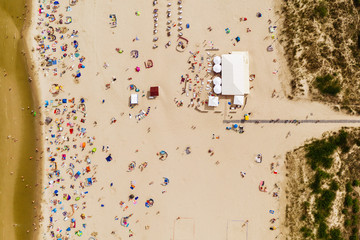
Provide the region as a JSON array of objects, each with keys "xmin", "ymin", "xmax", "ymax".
[{"xmin": 221, "ymin": 51, "xmax": 249, "ymax": 96}]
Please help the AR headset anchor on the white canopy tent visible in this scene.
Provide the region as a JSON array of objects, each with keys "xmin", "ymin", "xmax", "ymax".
[
  {"xmin": 130, "ymin": 94, "xmax": 138, "ymax": 104},
  {"xmin": 234, "ymin": 95, "xmax": 244, "ymax": 105},
  {"xmin": 221, "ymin": 52, "xmax": 249, "ymax": 96},
  {"xmin": 208, "ymin": 96, "xmax": 219, "ymax": 107}
]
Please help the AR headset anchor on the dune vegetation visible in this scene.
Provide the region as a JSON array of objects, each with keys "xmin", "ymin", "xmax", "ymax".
[{"xmin": 280, "ymin": 0, "xmax": 360, "ymax": 114}]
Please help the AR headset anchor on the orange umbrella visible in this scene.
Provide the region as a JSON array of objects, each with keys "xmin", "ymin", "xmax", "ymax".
[{"xmin": 81, "ymin": 142, "xmax": 86, "ymax": 148}]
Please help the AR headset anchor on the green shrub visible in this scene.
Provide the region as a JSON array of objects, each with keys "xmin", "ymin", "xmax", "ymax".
[
  {"xmin": 353, "ymin": 215, "xmax": 359, "ymax": 226},
  {"xmin": 345, "ymin": 218, "xmax": 352, "ymax": 227},
  {"xmin": 317, "ymin": 190, "xmax": 336, "ymax": 210},
  {"xmin": 355, "ymin": 0, "xmax": 360, "ymax": 8},
  {"xmin": 353, "ymin": 199, "xmax": 359, "ymax": 213},
  {"xmin": 317, "ymin": 221, "xmax": 328, "ymax": 238},
  {"xmin": 333, "ymin": 130, "xmax": 350, "ymax": 153},
  {"xmin": 353, "ymin": 180, "xmax": 360, "ymax": 187},
  {"xmin": 306, "ymin": 139, "xmax": 337, "ymax": 170},
  {"xmin": 347, "ymin": 182, "xmax": 354, "ymax": 193},
  {"xmin": 329, "ymin": 228, "xmax": 343, "ymax": 240},
  {"xmin": 301, "ymin": 226, "xmax": 313, "ymax": 238},
  {"xmin": 331, "ymin": 180, "xmax": 340, "ymax": 191},
  {"xmin": 314, "ymin": 2, "xmax": 328, "ymax": 18},
  {"xmin": 349, "ymin": 234, "xmax": 359, "ymax": 240},
  {"xmin": 345, "ymin": 194, "xmax": 353, "ymax": 207},
  {"xmin": 314, "ymin": 75, "xmax": 341, "ymax": 96},
  {"xmin": 310, "ymin": 169, "xmax": 330, "ymax": 193}
]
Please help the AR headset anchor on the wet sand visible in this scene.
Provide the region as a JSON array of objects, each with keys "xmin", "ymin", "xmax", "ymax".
[{"xmin": 0, "ymin": 0, "xmax": 40, "ymax": 239}]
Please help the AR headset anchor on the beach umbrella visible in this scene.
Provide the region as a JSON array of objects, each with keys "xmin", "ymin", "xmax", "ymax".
[
  {"xmin": 106, "ymin": 154, "xmax": 112, "ymax": 162},
  {"xmin": 212, "ymin": 77, "xmax": 221, "ymax": 85},
  {"xmin": 213, "ymin": 56, "xmax": 221, "ymax": 65},
  {"xmin": 81, "ymin": 142, "xmax": 86, "ymax": 148},
  {"xmin": 135, "ymin": 66, "xmax": 140, "ymax": 72},
  {"xmin": 234, "ymin": 124, "xmax": 238, "ymax": 128},
  {"xmin": 54, "ymin": 1, "xmax": 59, "ymax": 5},
  {"xmin": 214, "ymin": 85, "xmax": 221, "ymax": 94},
  {"xmin": 213, "ymin": 64, "xmax": 221, "ymax": 73}
]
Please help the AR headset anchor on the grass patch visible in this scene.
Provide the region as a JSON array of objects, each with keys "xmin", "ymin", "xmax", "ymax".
[{"xmin": 314, "ymin": 2, "xmax": 328, "ymax": 18}]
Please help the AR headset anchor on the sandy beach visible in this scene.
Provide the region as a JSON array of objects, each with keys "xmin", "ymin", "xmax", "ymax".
[{"xmin": 24, "ymin": 0, "xmax": 360, "ymax": 239}]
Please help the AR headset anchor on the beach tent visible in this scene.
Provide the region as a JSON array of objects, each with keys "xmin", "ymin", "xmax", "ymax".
[
  {"xmin": 221, "ymin": 52, "xmax": 249, "ymax": 95},
  {"xmin": 149, "ymin": 86, "xmax": 159, "ymax": 98},
  {"xmin": 234, "ymin": 95, "xmax": 244, "ymax": 105},
  {"xmin": 208, "ymin": 96, "xmax": 219, "ymax": 107},
  {"xmin": 130, "ymin": 94, "xmax": 138, "ymax": 104}
]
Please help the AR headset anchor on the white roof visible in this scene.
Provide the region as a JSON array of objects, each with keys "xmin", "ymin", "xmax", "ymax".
[
  {"xmin": 130, "ymin": 94, "xmax": 138, "ymax": 104},
  {"xmin": 234, "ymin": 95, "xmax": 244, "ymax": 105},
  {"xmin": 221, "ymin": 52, "xmax": 249, "ymax": 95},
  {"xmin": 208, "ymin": 96, "xmax": 219, "ymax": 107}
]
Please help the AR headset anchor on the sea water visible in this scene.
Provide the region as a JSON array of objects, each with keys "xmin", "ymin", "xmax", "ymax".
[{"xmin": 0, "ymin": 0, "xmax": 39, "ymax": 239}]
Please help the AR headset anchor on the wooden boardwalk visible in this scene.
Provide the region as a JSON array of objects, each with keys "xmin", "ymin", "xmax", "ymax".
[{"xmin": 223, "ymin": 119, "xmax": 360, "ymax": 124}]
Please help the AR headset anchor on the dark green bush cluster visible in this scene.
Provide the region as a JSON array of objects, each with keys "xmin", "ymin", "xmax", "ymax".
[
  {"xmin": 315, "ymin": 190, "xmax": 336, "ymax": 222},
  {"xmin": 329, "ymin": 228, "xmax": 343, "ymax": 240},
  {"xmin": 306, "ymin": 130, "xmax": 349, "ymax": 171},
  {"xmin": 311, "ymin": 169, "xmax": 330, "ymax": 193},
  {"xmin": 301, "ymin": 226, "xmax": 313, "ymax": 238},
  {"xmin": 306, "ymin": 139, "xmax": 337, "ymax": 170},
  {"xmin": 303, "ymin": 130, "xmax": 356, "ymax": 239},
  {"xmin": 343, "ymin": 179, "xmax": 360, "ymax": 238},
  {"xmin": 314, "ymin": 75, "xmax": 341, "ymax": 96}
]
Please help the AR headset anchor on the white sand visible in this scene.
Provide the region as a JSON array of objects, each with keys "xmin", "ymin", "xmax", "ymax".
[{"xmin": 26, "ymin": 0, "xmax": 360, "ymax": 239}]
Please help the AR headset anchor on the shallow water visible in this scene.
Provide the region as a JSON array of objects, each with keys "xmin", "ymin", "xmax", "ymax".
[{"xmin": 0, "ymin": 1, "xmax": 39, "ymax": 239}]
